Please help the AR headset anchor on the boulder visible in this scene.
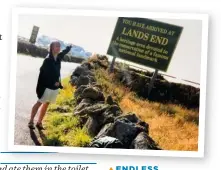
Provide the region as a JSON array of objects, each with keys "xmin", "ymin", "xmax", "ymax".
[
  {"xmin": 137, "ymin": 121, "xmax": 149, "ymax": 134},
  {"xmin": 96, "ymin": 123, "xmax": 113, "ymax": 138},
  {"xmin": 70, "ymin": 64, "xmax": 96, "ymax": 87},
  {"xmin": 85, "ymin": 106, "xmax": 120, "ymax": 136},
  {"xmin": 70, "ymin": 76, "xmax": 78, "ymax": 86},
  {"xmin": 81, "ymin": 62, "xmax": 94, "ymax": 70},
  {"xmin": 77, "ymin": 104, "xmax": 122, "ymax": 136},
  {"xmin": 81, "ymin": 86, "xmax": 105, "ymax": 101},
  {"xmin": 77, "ymin": 115, "xmax": 88, "ymax": 129},
  {"xmin": 84, "ymin": 117, "xmax": 100, "ymax": 136},
  {"xmin": 74, "ymin": 98, "xmax": 94, "ymax": 114},
  {"xmin": 106, "ymin": 95, "xmax": 114, "ymax": 105},
  {"xmin": 115, "ymin": 113, "xmax": 139, "ymax": 123},
  {"xmin": 115, "ymin": 113, "xmax": 149, "ymax": 134},
  {"xmin": 130, "ymin": 132, "xmax": 161, "ymax": 150},
  {"xmin": 102, "ymin": 105, "xmax": 122, "ymax": 121},
  {"xmin": 74, "ymin": 85, "xmax": 88, "ymax": 103},
  {"xmin": 76, "ymin": 75, "xmax": 90, "ymax": 88},
  {"xmin": 106, "ymin": 95, "xmax": 118, "ymax": 106},
  {"xmin": 83, "ymin": 104, "xmax": 120, "ymax": 136},
  {"xmin": 89, "ymin": 136, "xmax": 123, "ymax": 148},
  {"xmin": 72, "ymin": 66, "xmax": 89, "ymax": 77},
  {"xmin": 115, "ymin": 114, "xmax": 149, "ymax": 134},
  {"xmin": 95, "ymin": 119, "xmax": 141, "ymax": 148},
  {"xmin": 120, "ymin": 70, "xmax": 133, "ymax": 86},
  {"xmin": 74, "ymin": 103, "xmax": 109, "ymax": 116},
  {"xmin": 94, "ymin": 105, "xmax": 122, "ymax": 129}
]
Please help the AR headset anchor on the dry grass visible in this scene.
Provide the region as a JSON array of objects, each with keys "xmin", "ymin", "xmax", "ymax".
[
  {"xmin": 120, "ymin": 93, "xmax": 198, "ymax": 151},
  {"xmin": 95, "ymin": 68, "xmax": 199, "ymax": 151}
]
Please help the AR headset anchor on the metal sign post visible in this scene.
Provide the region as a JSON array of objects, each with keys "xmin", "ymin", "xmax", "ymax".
[
  {"xmin": 148, "ymin": 69, "xmax": 158, "ymax": 96},
  {"xmin": 109, "ymin": 56, "xmax": 117, "ymax": 73},
  {"xmin": 108, "ymin": 41, "xmax": 119, "ymax": 73}
]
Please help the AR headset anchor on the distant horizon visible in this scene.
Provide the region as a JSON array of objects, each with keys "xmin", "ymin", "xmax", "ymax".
[
  {"xmin": 18, "ymin": 15, "xmax": 202, "ymax": 84},
  {"xmin": 17, "ymin": 34, "xmax": 200, "ymax": 88}
]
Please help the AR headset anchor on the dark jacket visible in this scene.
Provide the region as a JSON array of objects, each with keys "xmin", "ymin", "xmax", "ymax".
[{"xmin": 36, "ymin": 46, "xmax": 72, "ymax": 99}]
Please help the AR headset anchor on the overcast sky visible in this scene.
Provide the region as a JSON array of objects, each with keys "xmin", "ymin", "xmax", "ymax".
[{"xmin": 18, "ymin": 15, "xmax": 202, "ymax": 83}]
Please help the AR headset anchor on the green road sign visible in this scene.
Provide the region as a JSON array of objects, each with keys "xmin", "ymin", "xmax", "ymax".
[{"xmin": 107, "ymin": 17, "xmax": 183, "ymax": 72}]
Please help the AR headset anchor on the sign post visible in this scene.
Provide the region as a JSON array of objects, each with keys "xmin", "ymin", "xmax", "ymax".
[
  {"xmin": 107, "ymin": 17, "xmax": 183, "ymax": 96},
  {"xmin": 109, "ymin": 56, "xmax": 117, "ymax": 73},
  {"xmin": 148, "ymin": 69, "xmax": 158, "ymax": 96},
  {"xmin": 29, "ymin": 25, "xmax": 39, "ymax": 44}
]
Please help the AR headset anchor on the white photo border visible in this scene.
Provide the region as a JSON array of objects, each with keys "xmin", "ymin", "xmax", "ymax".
[{"xmin": 8, "ymin": 7, "xmax": 209, "ymax": 158}]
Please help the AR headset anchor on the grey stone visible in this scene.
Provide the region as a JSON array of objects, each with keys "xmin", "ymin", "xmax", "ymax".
[
  {"xmin": 106, "ymin": 95, "xmax": 114, "ymax": 105},
  {"xmin": 137, "ymin": 121, "xmax": 149, "ymax": 134},
  {"xmin": 130, "ymin": 132, "xmax": 161, "ymax": 150},
  {"xmin": 115, "ymin": 113, "xmax": 149, "ymax": 134},
  {"xmin": 89, "ymin": 136, "xmax": 123, "ymax": 148},
  {"xmin": 81, "ymin": 62, "xmax": 94, "ymax": 70},
  {"xmin": 74, "ymin": 103, "xmax": 109, "ymax": 116},
  {"xmin": 103, "ymin": 105, "xmax": 122, "ymax": 119},
  {"xmin": 74, "ymin": 98, "xmax": 94, "ymax": 114},
  {"xmin": 76, "ymin": 75, "xmax": 90, "ymax": 87},
  {"xmin": 74, "ymin": 85, "xmax": 88, "ymax": 103},
  {"xmin": 84, "ymin": 117, "xmax": 100, "ymax": 137},
  {"xmin": 83, "ymin": 104, "xmax": 122, "ymax": 136},
  {"xmin": 115, "ymin": 113, "xmax": 139, "ymax": 123},
  {"xmin": 72, "ymin": 66, "xmax": 89, "ymax": 77},
  {"xmin": 96, "ymin": 123, "xmax": 113, "ymax": 138},
  {"xmin": 93, "ymin": 105, "xmax": 122, "ymax": 130},
  {"xmin": 81, "ymin": 86, "xmax": 105, "ymax": 101},
  {"xmin": 94, "ymin": 119, "xmax": 140, "ymax": 148},
  {"xmin": 70, "ymin": 76, "xmax": 78, "ymax": 86}
]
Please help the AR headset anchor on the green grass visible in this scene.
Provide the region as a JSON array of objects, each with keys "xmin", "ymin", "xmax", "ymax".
[{"xmin": 42, "ymin": 77, "xmax": 92, "ymax": 147}]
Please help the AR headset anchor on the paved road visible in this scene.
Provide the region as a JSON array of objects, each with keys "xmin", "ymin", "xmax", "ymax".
[{"xmin": 14, "ymin": 54, "xmax": 80, "ymax": 145}]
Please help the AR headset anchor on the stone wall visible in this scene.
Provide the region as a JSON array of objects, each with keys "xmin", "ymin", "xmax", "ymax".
[
  {"xmin": 114, "ymin": 64, "xmax": 200, "ymax": 109},
  {"xmin": 70, "ymin": 55, "xmax": 161, "ymax": 149}
]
